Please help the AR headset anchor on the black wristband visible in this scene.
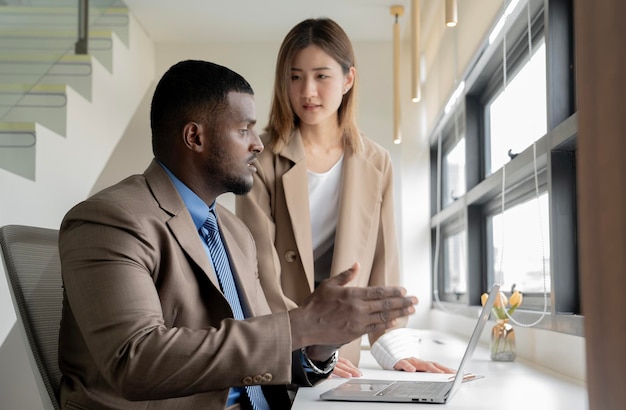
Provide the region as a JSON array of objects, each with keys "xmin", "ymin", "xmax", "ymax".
[{"xmin": 301, "ymin": 347, "xmax": 338, "ymax": 375}]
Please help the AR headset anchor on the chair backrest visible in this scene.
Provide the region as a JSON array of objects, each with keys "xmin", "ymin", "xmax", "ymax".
[{"xmin": 0, "ymin": 225, "xmax": 62, "ymax": 410}]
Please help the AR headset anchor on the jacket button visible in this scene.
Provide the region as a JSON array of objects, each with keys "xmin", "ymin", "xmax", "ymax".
[
  {"xmin": 253, "ymin": 375, "xmax": 263, "ymax": 384},
  {"xmin": 284, "ymin": 250, "xmax": 297, "ymax": 262},
  {"xmin": 262, "ymin": 373, "xmax": 273, "ymax": 382},
  {"xmin": 242, "ymin": 376, "xmax": 253, "ymax": 385}
]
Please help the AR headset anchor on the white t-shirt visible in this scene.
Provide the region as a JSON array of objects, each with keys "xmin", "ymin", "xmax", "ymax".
[{"xmin": 307, "ymin": 156, "xmax": 343, "ymax": 286}]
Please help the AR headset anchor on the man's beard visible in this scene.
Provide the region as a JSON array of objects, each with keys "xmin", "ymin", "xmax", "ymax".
[{"xmin": 224, "ymin": 173, "xmax": 253, "ymax": 196}]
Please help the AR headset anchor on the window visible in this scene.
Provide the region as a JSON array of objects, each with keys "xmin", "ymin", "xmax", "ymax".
[
  {"xmin": 443, "ymin": 127, "xmax": 466, "ymax": 206},
  {"xmin": 443, "ymin": 229, "xmax": 468, "ymax": 298},
  {"xmin": 487, "ymin": 41, "xmax": 547, "ymax": 175},
  {"xmin": 430, "ymin": 0, "xmax": 580, "ymax": 335},
  {"xmin": 489, "ymin": 192, "xmax": 551, "ymax": 296}
]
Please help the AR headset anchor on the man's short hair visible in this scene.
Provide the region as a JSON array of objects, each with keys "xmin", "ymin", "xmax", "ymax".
[{"xmin": 150, "ymin": 60, "xmax": 254, "ymax": 156}]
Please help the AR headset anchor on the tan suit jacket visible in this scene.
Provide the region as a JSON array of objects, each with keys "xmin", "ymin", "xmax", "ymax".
[
  {"xmin": 58, "ymin": 160, "xmax": 316, "ymax": 410},
  {"xmin": 236, "ymin": 132, "xmax": 402, "ymax": 365}
]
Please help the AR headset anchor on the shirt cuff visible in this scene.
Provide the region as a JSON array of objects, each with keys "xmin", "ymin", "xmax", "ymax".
[
  {"xmin": 300, "ymin": 347, "xmax": 338, "ymax": 375},
  {"xmin": 370, "ymin": 328, "xmax": 421, "ymax": 370}
]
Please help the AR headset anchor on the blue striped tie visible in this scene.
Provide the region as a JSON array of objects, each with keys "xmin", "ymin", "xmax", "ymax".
[{"xmin": 203, "ymin": 210, "xmax": 270, "ymax": 410}]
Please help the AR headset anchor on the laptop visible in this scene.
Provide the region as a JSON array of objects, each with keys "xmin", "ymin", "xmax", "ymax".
[{"xmin": 320, "ymin": 284, "xmax": 500, "ymax": 404}]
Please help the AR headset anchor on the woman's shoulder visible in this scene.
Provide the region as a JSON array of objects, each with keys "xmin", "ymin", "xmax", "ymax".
[
  {"xmin": 257, "ymin": 131, "xmax": 303, "ymax": 161},
  {"xmin": 253, "ymin": 132, "xmax": 299, "ymax": 179},
  {"xmin": 355, "ymin": 133, "xmax": 392, "ymax": 164}
]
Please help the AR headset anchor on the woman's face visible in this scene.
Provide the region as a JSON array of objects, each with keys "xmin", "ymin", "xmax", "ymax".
[{"xmin": 288, "ymin": 45, "xmax": 354, "ymax": 129}]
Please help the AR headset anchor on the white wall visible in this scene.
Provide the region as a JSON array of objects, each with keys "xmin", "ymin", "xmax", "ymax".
[{"xmin": 0, "ymin": 14, "xmax": 155, "ymax": 409}]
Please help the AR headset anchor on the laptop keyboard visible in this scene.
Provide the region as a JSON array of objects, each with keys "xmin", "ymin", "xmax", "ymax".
[{"xmin": 376, "ymin": 381, "xmax": 451, "ymax": 398}]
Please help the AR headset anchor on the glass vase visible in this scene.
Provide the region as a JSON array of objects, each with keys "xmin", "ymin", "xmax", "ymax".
[{"xmin": 490, "ymin": 319, "xmax": 516, "ymax": 361}]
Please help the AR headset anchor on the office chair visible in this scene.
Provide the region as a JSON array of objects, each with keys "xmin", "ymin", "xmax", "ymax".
[{"xmin": 0, "ymin": 225, "xmax": 63, "ymax": 410}]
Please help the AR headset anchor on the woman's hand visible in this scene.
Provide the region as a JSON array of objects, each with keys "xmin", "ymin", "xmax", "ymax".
[
  {"xmin": 393, "ymin": 357, "xmax": 455, "ymax": 373},
  {"xmin": 331, "ymin": 357, "xmax": 363, "ymax": 378}
]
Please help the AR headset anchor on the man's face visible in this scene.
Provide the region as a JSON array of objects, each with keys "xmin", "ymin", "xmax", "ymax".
[{"xmin": 202, "ymin": 92, "xmax": 263, "ymax": 196}]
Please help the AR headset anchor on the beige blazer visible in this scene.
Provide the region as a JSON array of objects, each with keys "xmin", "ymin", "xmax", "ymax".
[
  {"xmin": 58, "ymin": 160, "xmax": 312, "ymax": 410},
  {"xmin": 236, "ymin": 131, "xmax": 402, "ymax": 365}
]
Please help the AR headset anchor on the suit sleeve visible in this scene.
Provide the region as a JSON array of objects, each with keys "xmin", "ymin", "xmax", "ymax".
[{"xmin": 59, "ymin": 199, "xmax": 297, "ymax": 401}]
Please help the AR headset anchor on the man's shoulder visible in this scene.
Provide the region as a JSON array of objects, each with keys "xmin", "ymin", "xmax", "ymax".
[
  {"xmin": 64, "ymin": 175, "xmax": 146, "ymax": 219},
  {"xmin": 61, "ymin": 173, "xmax": 158, "ymax": 231},
  {"xmin": 86, "ymin": 174, "xmax": 151, "ymax": 207},
  {"xmin": 80, "ymin": 162, "xmax": 171, "ymax": 210}
]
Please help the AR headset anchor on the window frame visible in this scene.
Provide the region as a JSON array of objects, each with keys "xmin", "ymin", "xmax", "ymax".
[{"xmin": 428, "ymin": 0, "xmax": 581, "ymax": 336}]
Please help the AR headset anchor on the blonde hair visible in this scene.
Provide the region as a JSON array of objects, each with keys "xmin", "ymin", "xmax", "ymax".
[{"xmin": 266, "ymin": 18, "xmax": 362, "ymax": 154}]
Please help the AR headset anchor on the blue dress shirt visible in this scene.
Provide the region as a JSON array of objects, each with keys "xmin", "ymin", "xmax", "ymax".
[{"xmin": 160, "ymin": 163, "xmax": 244, "ymax": 406}]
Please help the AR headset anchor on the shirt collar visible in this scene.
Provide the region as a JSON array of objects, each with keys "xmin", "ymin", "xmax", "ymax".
[{"xmin": 158, "ymin": 161, "xmax": 215, "ymax": 231}]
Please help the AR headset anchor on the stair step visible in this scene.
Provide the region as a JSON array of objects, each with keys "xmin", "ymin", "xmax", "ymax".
[
  {"xmin": 0, "ymin": 121, "xmax": 36, "ymax": 141},
  {"xmin": 0, "ymin": 0, "xmax": 135, "ymax": 181},
  {"xmin": 0, "ymin": 29, "xmax": 113, "ymax": 51},
  {"xmin": 0, "ymin": 5, "xmax": 129, "ymax": 46},
  {"xmin": 0, "ymin": 84, "xmax": 69, "ymax": 136},
  {"xmin": 0, "ymin": 122, "xmax": 37, "ymax": 180},
  {"xmin": 3, "ymin": 0, "xmax": 126, "ymax": 7},
  {"xmin": 0, "ymin": 53, "xmax": 93, "ymax": 100},
  {"xmin": 0, "ymin": 5, "xmax": 129, "ymax": 24},
  {"xmin": 0, "ymin": 83, "xmax": 67, "ymax": 106},
  {"xmin": 0, "ymin": 52, "xmax": 92, "ymax": 70},
  {"xmin": 0, "ymin": 29, "xmax": 116, "ymax": 71}
]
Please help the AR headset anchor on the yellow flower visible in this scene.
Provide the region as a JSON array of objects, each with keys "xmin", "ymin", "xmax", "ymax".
[
  {"xmin": 509, "ymin": 290, "xmax": 523, "ymax": 308},
  {"xmin": 481, "ymin": 286, "xmax": 523, "ymax": 320},
  {"xmin": 494, "ymin": 292, "xmax": 507, "ymax": 308}
]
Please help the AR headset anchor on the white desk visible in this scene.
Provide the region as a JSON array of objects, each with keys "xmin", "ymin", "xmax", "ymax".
[{"xmin": 293, "ymin": 330, "xmax": 587, "ymax": 409}]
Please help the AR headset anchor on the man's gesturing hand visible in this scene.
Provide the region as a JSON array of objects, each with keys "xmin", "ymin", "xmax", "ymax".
[{"xmin": 289, "ymin": 262, "xmax": 418, "ymax": 353}]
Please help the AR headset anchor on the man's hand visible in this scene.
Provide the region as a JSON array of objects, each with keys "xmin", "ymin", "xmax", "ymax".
[{"xmin": 289, "ymin": 262, "xmax": 418, "ymax": 353}]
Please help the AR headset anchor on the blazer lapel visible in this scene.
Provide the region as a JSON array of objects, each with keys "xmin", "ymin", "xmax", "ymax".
[
  {"xmin": 280, "ymin": 133, "xmax": 315, "ymax": 289},
  {"xmin": 217, "ymin": 209, "xmax": 262, "ymax": 317},
  {"xmin": 144, "ymin": 160, "xmax": 221, "ymax": 291},
  {"xmin": 331, "ymin": 146, "xmax": 383, "ymax": 276}
]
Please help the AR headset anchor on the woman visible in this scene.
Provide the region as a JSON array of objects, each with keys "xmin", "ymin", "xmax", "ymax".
[{"xmin": 236, "ymin": 18, "xmax": 452, "ymax": 377}]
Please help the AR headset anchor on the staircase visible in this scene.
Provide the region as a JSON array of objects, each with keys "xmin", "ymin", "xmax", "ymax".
[{"xmin": 0, "ymin": 0, "xmax": 155, "ymax": 229}]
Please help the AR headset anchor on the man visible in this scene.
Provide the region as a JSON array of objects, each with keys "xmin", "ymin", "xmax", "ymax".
[{"xmin": 58, "ymin": 60, "xmax": 417, "ymax": 409}]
